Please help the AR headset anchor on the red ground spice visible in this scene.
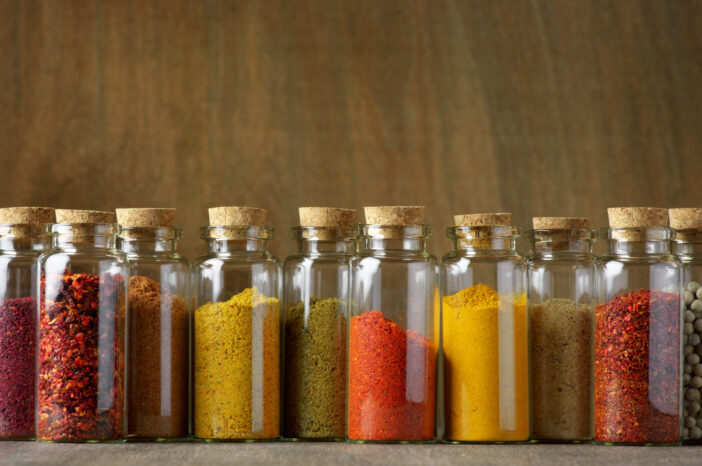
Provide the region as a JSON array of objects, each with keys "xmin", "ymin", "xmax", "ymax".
[
  {"xmin": 0, "ymin": 297, "xmax": 36, "ymax": 438},
  {"xmin": 348, "ymin": 310, "xmax": 436, "ymax": 441},
  {"xmin": 594, "ymin": 289, "xmax": 680, "ymax": 443},
  {"xmin": 38, "ymin": 272, "xmax": 125, "ymax": 441}
]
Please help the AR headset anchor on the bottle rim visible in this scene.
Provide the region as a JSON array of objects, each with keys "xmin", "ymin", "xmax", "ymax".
[
  {"xmin": 119, "ymin": 225, "xmax": 182, "ymax": 241},
  {"xmin": 200, "ymin": 225, "xmax": 273, "ymax": 240},
  {"xmin": 291, "ymin": 226, "xmax": 356, "ymax": 241},
  {"xmin": 446, "ymin": 224, "xmax": 519, "ymax": 239},
  {"xmin": 358, "ymin": 224, "xmax": 432, "ymax": 239},
  {"xmin": 51, "ymin": 223, "xmax": 121, "ymax": 237},
  {"xmin": 525, "ymin": 228, "xmax": 598, "ymax": 242}
]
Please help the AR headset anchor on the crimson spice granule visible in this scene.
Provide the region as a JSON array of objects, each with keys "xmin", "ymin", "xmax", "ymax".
[
  {"xmin": 348, "ymin": 310, "xmax": 436, "ymax": 441},
  {"xmin": 38, "ymin": 272, "xmax": 125, "ymax": 441},
  {"xmin": 594, "ymin": 289, "xmax": 681, "ymax": 444},
  {"xmin": 0, "ymin": 297, "xmax": 36, "ymax": 438}
]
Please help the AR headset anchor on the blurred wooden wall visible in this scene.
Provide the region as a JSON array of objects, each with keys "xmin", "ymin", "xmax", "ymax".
[{"xmin": 1, "ymin": 0, "xmax": 701, "ymax": 259}]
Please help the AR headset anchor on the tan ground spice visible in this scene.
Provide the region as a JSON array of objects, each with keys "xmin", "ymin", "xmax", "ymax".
[
  {"xmin": 531, "ymin": 298, "xmax": 593, "ymax": 440},
  {"xmin": 128, "ymin": 276, "xmax": 189, "ymax": 438},
  {"xmin": 284, "ymin": 297, "xmax": 346, "ymax": 438}
]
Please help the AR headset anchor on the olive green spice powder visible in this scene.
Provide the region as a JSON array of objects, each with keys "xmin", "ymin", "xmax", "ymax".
[{"xmin": 284, "ymin": 297, "xmax": 346, "ymax": 438}]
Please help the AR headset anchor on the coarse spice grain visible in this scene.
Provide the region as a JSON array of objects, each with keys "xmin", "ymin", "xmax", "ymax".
[
  {"xmin": 442, "ymin": 284, "xmax": 529, "ymax": 442},
  {"xmin": 348, "ymin": 310, "xmax": 436, "ymax": 441},
  {"xmin": 0, "ymin": 297, "xmax": 35, "ymax": 438},
  {"xmin": 128, "ymin": 276, "xmax": 188, "ymax": 439},
  {"xmin": 594, "ymin": 289, "xmax": 680, "ymax": 444},
  {"xmin": 38, "ymin": 272, "xmax": 125, "ymax": 441},
  {"xmin": 531, "ymin": 298, "xmax": 593, "ymax": 440},
  {"xmin": 194, "ymin": 287, "xmax": 280, "ymax": 439},
  {"xmin": 284, "ymin": 297, "xmax": 346, "ymax": 439}
]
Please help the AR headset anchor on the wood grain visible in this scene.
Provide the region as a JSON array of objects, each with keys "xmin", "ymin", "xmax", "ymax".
[{"xmin": 1, "ymin": 0, "xmax": 700, "ymax": 260}]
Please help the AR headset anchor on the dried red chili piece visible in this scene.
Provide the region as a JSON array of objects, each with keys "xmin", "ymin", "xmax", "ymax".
[
  {"xmin": 38, "ymin": 271, "xmax": 125, "ymax": 441},
  {"xmin": 594, "ymin": 289, "xmax": 681, "ymax": 443},
  {"xmin": 0, "ymin": 297, "xmax": 36, "ymax": 438}
]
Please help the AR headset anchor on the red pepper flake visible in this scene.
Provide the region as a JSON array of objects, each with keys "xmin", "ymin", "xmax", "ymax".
[
  {"xmin": 594, "ymin": 289, "xmax": 681, "ymax": 443},
  {"xmin": 348, "ymin": 310, "xmax": 436, "ymax": 441},
  {"xmin": 38, "ymin": 271, "xmax": 125, "ymax": 441},
  {"xmin": 0, "ymin": 297, "xmax": 36, "ymax": 438}
]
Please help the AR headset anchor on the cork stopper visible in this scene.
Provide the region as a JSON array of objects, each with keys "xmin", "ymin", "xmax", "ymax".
[
  {"xmin": 454, "ymin": 213, "xmax": 512, "ymax": 227},
  {"xmin": 299, "ymin": 207, "xmax": 356, "ymax": 228},
  {"xmin": 0, "ymin": 207, "xmax": 55, "ymax": 224},
  {"xmin": 607, "ymin": 207, "xmax": 668, "ymax": 228},
  {"xmin": 56, "ymin": 209, "xmax": 116, "ymax": 224},
  {"xmin": 364, "ymin": 206, "xmax": 424, "ymax": 226},
  {"xmin": 208, "ymin": 206, "xmax": 267, "ymax": 226},
  {"xmin": 116, "ymin": 208, "xmax": 176, "ymax": 227},
  {"xmin": 669, "ymin": 208, "xmax": 702, "ymax": 230},
  {"xmin": 533, "ymin": 217, "xmax": 590, "ymax": 230}
]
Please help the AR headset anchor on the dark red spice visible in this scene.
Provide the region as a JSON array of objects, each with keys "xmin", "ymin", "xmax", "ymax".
[
  {"xmin": 348, "ymin": 310, "xmax": 436, "ymax": 441},
  {"xmin": 38, "ymin": 272, "xmax": 125, "ymax": 441},
  {"xmin": 594, "ymin": 289, "xmax": 680, "ymax": 443},
  {"xmin": 0, "ymin": 297, "xmax": 36, "ymax": 438}
]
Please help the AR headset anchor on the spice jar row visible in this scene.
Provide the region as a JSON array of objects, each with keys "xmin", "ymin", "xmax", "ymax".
[{"xmin": 0, "ymin": 204, "xmax": 691, "ymax": 445}]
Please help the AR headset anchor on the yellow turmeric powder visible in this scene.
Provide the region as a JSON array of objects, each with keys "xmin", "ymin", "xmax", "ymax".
[
  {"xmin": 194, "ymin": 287, "xmax": 280, "ymax": 439},
  {"xmin": 442, "ymin": 283, "xmax": 529, "ymax": 441}
]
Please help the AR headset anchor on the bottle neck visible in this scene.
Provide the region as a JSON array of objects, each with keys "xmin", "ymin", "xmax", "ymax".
[
  {"xmin": 605, "ymin": 226, "xmax": 672, "ymax": 257},
  {"xmin": 202, "ymin": 225, "xmax": 274, "ymax": 256},
  {"xmin": 53, "ymin": 223, "xmax": 119, "ymax": 250},
  {"xmin": 358, "ymin": 225, "xmax": 430, "ymax": 253},
  {"xmin": 673, "ymin": 241, "xmax": 702, "ymax": 258},
  {"xmin": 528, "ymin": 229, "xmax": 596, "ymax": 258},
  {"xmin": 298, "ymin": 240, "xmax": 355, "ymax": 255},
  {"xmin": 207, "ymin": 238, "xmax": 269, "ymax": 255},
  {"xmin": 0, "ymin": 224, "xmax": 52, "ymax": 252},
  {"xmin": 448, "ymin": 225, "xmax": 518, "ymax": 256},
  {"xmin": 118, "ymin": 226, "xmax": 181, "ymax": 257}
]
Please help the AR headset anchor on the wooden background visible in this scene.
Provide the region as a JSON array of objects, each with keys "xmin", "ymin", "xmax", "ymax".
[{"xmin": 1, "ymin": 0, "xmax": 701, "ymax": 260}]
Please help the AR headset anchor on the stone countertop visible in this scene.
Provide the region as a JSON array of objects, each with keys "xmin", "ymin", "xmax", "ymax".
[{"xmin": 1, "ymin": 442, "xmax": 699, "ymax": 465}]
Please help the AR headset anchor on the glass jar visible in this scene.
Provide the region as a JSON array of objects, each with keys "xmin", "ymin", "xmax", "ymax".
[
  {"xmin": 669, "ymin": 208, "xmax": 702, "ymax": 442},
  {"xmin": 283, "ymin": 208, "xmax": 356, "ymax": 440},
  {"xmin": 595, "ymin": 207, "xmax": 681, "ymax": 445},
  {"xmin": 0, "ymin": 207, "xmax": 54, "ymax": 440},
  {"xmin": 192, "ymin": 207, "xmax": 281, "ymax": 441},
  {"xmin": 440, "ymin": 213, "xmax": 529, "ymax": 443},
  {"xmin": 117, "ymin": 208, "xmax": 190, "ymax": 441},
  {"xmin": 526, "ymin": 218, "xmax": 596, "ymax": 442},
  {"xmin": 348, "ymin": 206, "xmax": 437, "ymax": 443},
  {"xmin": 37, "ymin": 210, "xmax": 127, "ymax": 442}
]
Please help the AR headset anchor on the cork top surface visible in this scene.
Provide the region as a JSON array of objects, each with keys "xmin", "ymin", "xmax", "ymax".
[
  {"xmin": 454, "ymin": 213, "xmax": 512, "ymax": 227},
  {"xmin": 607, "ymin": 207, "xmax": 668, "ymax": 228},
  {"xmin": 0, "ymin": 207, "xmax": 55, "ymax": 224},
  {"xmin": 532, "ymin": 217, "xmax": 590, "ymax": 229},
  {"xmin": 55, "ymin": 209, "xmax": 116, "ymax": 224},
  {"xmin": 299, "ymin": 207, "xmax": 356, "ymax": 227},
  {"xmin": 364, "ymin": 206, "xmax": 424, "ymax": 225},
  {"xmin": 669, "ymin": 208, "xmax": 702, "ymax": 230},
  {"xmin": 116, "ymin": 208, "xmax": 176, "ymax": 227},
  {"xmin": 208, "ymin": 206, "xmax": 267, "ymax": 226}
]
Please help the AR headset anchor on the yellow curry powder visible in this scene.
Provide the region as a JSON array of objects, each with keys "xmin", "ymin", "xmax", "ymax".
[
  {"xmin": 194, "ymin": 287, "xmax": 280, "ymax": 439},
  {"xmin": 442, "ymin": 283, "xmax": 529, "ymax": 441}
]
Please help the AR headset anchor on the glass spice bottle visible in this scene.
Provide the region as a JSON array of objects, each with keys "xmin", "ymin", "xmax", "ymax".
[
  {"xmin": 348, "ymin": 206, "xmax": 437, "ymax": 443},
  {"xmin": 37, "ymin": 209, "xmax": 127, "ymax": 442},
  {"xmin": 526, "ymin": 217, "xmax": 596, "ymax": 442},
  {"xmin": 192, "ymin": 207, "xmax": 281, "ymax": 441},
  {"xmin": 283, "ymin": 207, "xmax": 356, "ymax": 441},
  {"xmin": 669, "ymin": 208, "xmax": 702, "ymax": 443},
  {"xmin": 0, "ymin": 207, "xmax": 54, "ymax": 440},
  {"xmin": 116, "ymin": 208, "xmax": 190, "ymax": 441},
  {"xmin": 595, "ymin": 207, "xmax": 682, "ymax": 445},
  {"xmin": 440, "ymin": 213, "xmax": 529, "ymax": 443}
]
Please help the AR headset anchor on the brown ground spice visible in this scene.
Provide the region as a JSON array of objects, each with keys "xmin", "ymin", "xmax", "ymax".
[
  {"xmin": 531, "ymin": 298, "xmax": 593, "ymax": 440},
  {"xmin": 128, "ymin": 275, "xmax": 189, "ymax": 438},
  {"xmin": 284, "ymin": 297, "xmax": 346, "ymax": 438}
]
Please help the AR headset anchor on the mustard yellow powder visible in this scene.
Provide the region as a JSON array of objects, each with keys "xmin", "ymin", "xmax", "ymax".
[
  {"xmin": 442, "ymin": 283, "xmax": 529, "ymax": 441},
  {"xmin": 194, "ymin": 287, "xmax": 280, "ymax": 439}
]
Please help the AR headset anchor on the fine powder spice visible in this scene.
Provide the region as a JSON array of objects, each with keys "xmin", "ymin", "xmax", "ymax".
[
  {"xmin": 348, "ymin": 310, "xmax": 436, "ymax": 441},
  {"xmin": 38, "ymin": 272, "xmax": 125, "ymax": 441},
  {"xmin": 442, "ymin": 284, "xmax": 529, "ymax": 441},
  {"xmin": 194, "ymin": 287, "xmax": 280, "ymax": 439},
  {"xmin": 0, "ymin": 297, "xmax": 36, "ymax": 438},
  {"xmin": 128, "ymin": 276, "xmax": 188, "ymax": 438},
  {"xmin": 594, "ymin": 289, "xmax": 680, "ymax": 443},
  {"xmin": 531, "ymin": 298, "xmax": 592, "ymax": 440},
  {"xmin": 284, "ymin": 297, "xmax": 346, "ymax": 438}
]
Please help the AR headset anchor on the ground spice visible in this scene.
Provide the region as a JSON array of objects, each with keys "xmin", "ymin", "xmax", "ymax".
[
  {"xmin": 194, "ymin": 287, "xmax": 279, "ymax": 439},
  {"xmin": 442, "ymin": 284, "xmax": 529, "ymax": 441},
  {"xmin": 0, "ymin": 297, "xmax": 36, "ymax": 438},
  {"xmin": 128, "ymin": 275, "xmax": 188, "ymax": 438},
  {"xmin": 594, "ymin": 289, "xmax": 680, "ymax": 443},
  {"xmin": 348, "ymin": 310, "xmax": 436, "ymax": 441},
  {"xmin": 531, "ymin": 298, "xmax": 592, "ymax": 440},
  {"xmin": 38, "ymin": 272, "xmax": 125, "ymax": 441},
  {"xmin": 284, "ymin": 297, "xmax": 346, "ymax": 439}
]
